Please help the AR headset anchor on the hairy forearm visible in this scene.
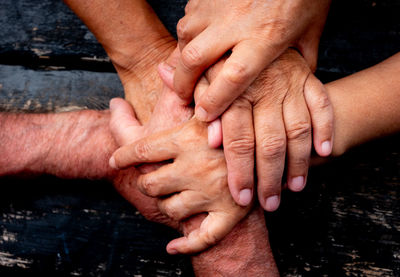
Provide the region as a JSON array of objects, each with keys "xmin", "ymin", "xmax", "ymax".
[
  {"xmin": 0, "ymin": 111, "xmax": 116, "ymax": 179},
  {"xmin": 327, "ymin": 52, "xmax": 400, "ymax": 156}
]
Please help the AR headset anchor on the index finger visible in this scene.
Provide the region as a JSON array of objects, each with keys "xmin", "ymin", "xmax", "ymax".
[
  {"xmin": 195, "ymin": 40, "xmax": 284, "ymax": 122},
  {"xmin": 111, "ymin": 130, "xmax": 179, "ymax": 169}
]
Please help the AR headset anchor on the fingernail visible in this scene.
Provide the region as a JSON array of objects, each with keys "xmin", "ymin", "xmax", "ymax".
[
  {"xmin": 109, "ymin": 156, "xmax": 117, "ymax": 169},
  {"xmin": 321, "ymin": 140, "xmax": 332, "ymax": 156},
  {"xmin": 265, "ymin": 195, "xmax": 280, "ymax": 212},
  {"xmin": 195, "ymin": 106, "xmax": 208, "ymax": 121},
  {"xmin": 238, "ymin": 189, "xmax": 252, "ymax": 206},
  {"xmin": 289, "ymin": 176, "xmax": 305, "ymax": 192},
  {"xmin": 168, "ymin": 248, "xmax": 179, "ymax": 255}
]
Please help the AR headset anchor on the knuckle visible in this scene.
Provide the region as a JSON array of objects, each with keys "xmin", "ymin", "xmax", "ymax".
[
  {"xmin": 184, "ymin": 0, "xmax": 194, "ymax": 13},
  {"xmin": 177, "ymin": 19, "xmax": 189, "ymax": 41},
  {"xmin": 134, "ymin": 141, "xmax": 150, "ymax": 160},
  {"xmin": 259, "ymin": 136, "xmax": 286, "ymax": 160},
  {"xmin": 222, "ymin": 61, "xmax": 251, "ymax": 85},
  {"xmin": 226, "ymin": 137, "xmax": 255, "ymax": 156},
  {"xmin": 203, "ymin": 229, "xmax": 219, "ymax": 247},
  {"xmin": 286, "ymin": 121, "xmax": 311, "ymax": 141},
  {"xmin": 314, "ymin": 92, "xmax": 332, "ymax": 111},
  {"xmin": 181, "ymin": 45, "xmax": 203, "ymax": 70},
  {"xmin": 162, "ymin": 203, "xmax": 181, "ymax": 221},
  {"xmin": 184, "ymin": 4, "xmax": 190, "ymax": 14},
  {"xmin": 140, "ymin": 177, "xmax": 158, "ymax": 197}
]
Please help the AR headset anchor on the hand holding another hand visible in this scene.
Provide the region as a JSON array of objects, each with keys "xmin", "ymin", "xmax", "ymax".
[
  {"xmin": 161, "ymin": 49, "xmax": 334, "ymax": 211},
  {"xmin": 173, "ymin": 0, "xmax": 331, "ymax": 122},
  {"xmin": 110, "ymin": 85, "xmax": 251, "ymax": 255}
]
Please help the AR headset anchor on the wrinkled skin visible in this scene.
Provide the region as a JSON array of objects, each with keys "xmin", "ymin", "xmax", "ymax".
[
  {"xmin": 110, "ymin": 85, "xmax": 192, "ymax": 230},
  {"xmin": 161, "ymin": 48, "xmax": 334, "ymax": 211},
  {"xmin": 110, "ymin": 85, "xmax": 251, "ymax": 254},
  {"xmin": 173, "ymin": 0, "xmax": 331, "ymax": 117}
]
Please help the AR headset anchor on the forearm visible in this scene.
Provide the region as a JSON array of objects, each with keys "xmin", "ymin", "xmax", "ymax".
[
  {"xmin": 63, "ymin": 0, "xmax": 174, "ymax": 78},
  {"xmin": 190, "ymin": 208, "xmax": 279, "ymax": 277},
  {"xmin": 327, "ymin": 52, "xmax": 400, "ymax": 156},
  {"xmin": 0, "ymin": 110, "xmax": 116, "ymax": 179},
  {"xmin": 64, "ymin": 0, "xmax": 176, "ymax": 122}
]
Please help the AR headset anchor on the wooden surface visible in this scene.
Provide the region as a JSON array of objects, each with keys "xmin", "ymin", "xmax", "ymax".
[{"xmin": 0, "ymin": 0, "xmax": 399, "ymax": 276}]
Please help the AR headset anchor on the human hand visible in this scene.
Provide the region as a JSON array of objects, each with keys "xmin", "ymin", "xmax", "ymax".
[
  {"xmin": 110, "ymin": 105, "xmax": 251, "ymax": 254},
  {"xmin": 160, "ymin": 49, "xmax": 334, "ymax": 211},
  {"xmin": 173, "ymin": 0, "xmax": 331, "ymax": 122},
  {"xmin": 109, "ymin": 48, "xmax": 249, "ymax": 255},
  {"xmin": 109, "ymin": 81, "xmax": 193, "ymax": 229}
]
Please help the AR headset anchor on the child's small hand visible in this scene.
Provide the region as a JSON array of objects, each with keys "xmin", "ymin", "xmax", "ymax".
[
  {"xmin": 110, "ymin": 118, "xmax": 251, "ymax": 254},
  {"xmin": 173, "ymin": 0, "xmax": 331, "ymax": 122}
]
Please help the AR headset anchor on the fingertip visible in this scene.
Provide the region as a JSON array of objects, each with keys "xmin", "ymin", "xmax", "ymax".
[
  {"xmin": 288, "ymin": 176, "xmax": 306, "ymax": 192},
  {"xmin": 227, "ymin": 172, "xmax": 254, "ymax": 207},
  {"xmin": 264, "ymin": 195, "xmax": 280, "ymax": 212},
  {"xmin": 167, "ymin": 238, "xmax": 187, "ymax": 255},
  {"xmin": 166, "ymin": 244, "xmax": 179, "ymax": 255},
  {"xmin": 238, "ymin": 189, "xmax": 252, "ymax": 206},
  {"xmin": 195, "ymin": 106, "xmax": 209, "ymax": 122},
  {"xmin": 109, "ymin": 97, "xmax": 122, "ymax": 112},
  {"xmin": 319, "ymin": 140, "xmax": 332, "ymax": 156},
  {"xmin": 158, "ymin": 62, "xmax": 175, "ymax": 90},
  {"xmin": 207, "ymin": 119, "xmax": 222, "ymax": 148},
  {"xmin": 109, "ymin": 156, "xmax": 118, "ymax": 170}
]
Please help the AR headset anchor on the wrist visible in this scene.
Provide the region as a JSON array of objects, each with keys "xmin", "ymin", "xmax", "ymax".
[{"xmin": 109, "ymin": 36, "xmax": 176, "ymax": 84}]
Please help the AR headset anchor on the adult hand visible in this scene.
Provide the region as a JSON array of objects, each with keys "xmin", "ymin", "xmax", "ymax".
[
  {"xmin": 160, "ymin": 49, "xmax": 334, "ymax": 211},
  {"xmin": 111, "ymin": 97, "xmax": 251, "ymax": 254},
  {"xmin": 109, "ymin": 83, "xmax": 192, "ymax": 230},
  {"xmin": 173, "ymin": 0, "xmax": 331, "ymax": 122}
]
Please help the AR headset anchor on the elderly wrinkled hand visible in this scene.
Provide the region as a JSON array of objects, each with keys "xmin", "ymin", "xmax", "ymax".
[
  {"xmin": 173, "ymin": 0, "xmax": 331, "ymax": 123},
  {"xmin": 109, "ymin": 91, "xmax": 251, "ymax": 254},
  {"xmin": 161, "ymin": 49, "xmax": 334, "ymax": 211}
]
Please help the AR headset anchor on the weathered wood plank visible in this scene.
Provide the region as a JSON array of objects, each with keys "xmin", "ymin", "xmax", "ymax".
[
  {"xmin": 0, "ymin": 177, "xmax": 194, "ymax": 276},
  {"xmin": 0, "ymin": 65, "xmax": 123, "ymax": 112}
]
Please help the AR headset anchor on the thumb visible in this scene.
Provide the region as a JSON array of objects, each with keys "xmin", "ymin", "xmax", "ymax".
[
  {"xmin": 207, "ymin": 118, "xmax": 223, "ymax": 148},
  {"xmin": 158, "ymin": 62, "xmax": 175, "ymax": 90},
  {"xmin": 166, "ymin": 212, "xmax": 234, "ymax": 254},
  {"xmin": 157, "ymin": 46, "xmax": 181, "ymax": 90},
  {"xmin": 109, "ymin": 98, "xmax": 142, "ymax": 145}
]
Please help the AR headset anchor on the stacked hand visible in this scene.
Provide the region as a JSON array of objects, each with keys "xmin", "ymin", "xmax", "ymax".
[
  {"xmin": 160, "ymin": 48, "xmax": 334, "ymax": 211},
  {"xmin": 110, "ymin": 81, "xmax": 251, "ymax": 254},
  {"xmin": 173, "ymin": 0, "xmax": 331, "ymax": 119}
]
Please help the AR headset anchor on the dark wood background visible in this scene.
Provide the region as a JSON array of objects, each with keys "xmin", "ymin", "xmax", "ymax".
[{"xmin": 0, "ymin": 0, "xmax": 399, "ymax": 276}]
